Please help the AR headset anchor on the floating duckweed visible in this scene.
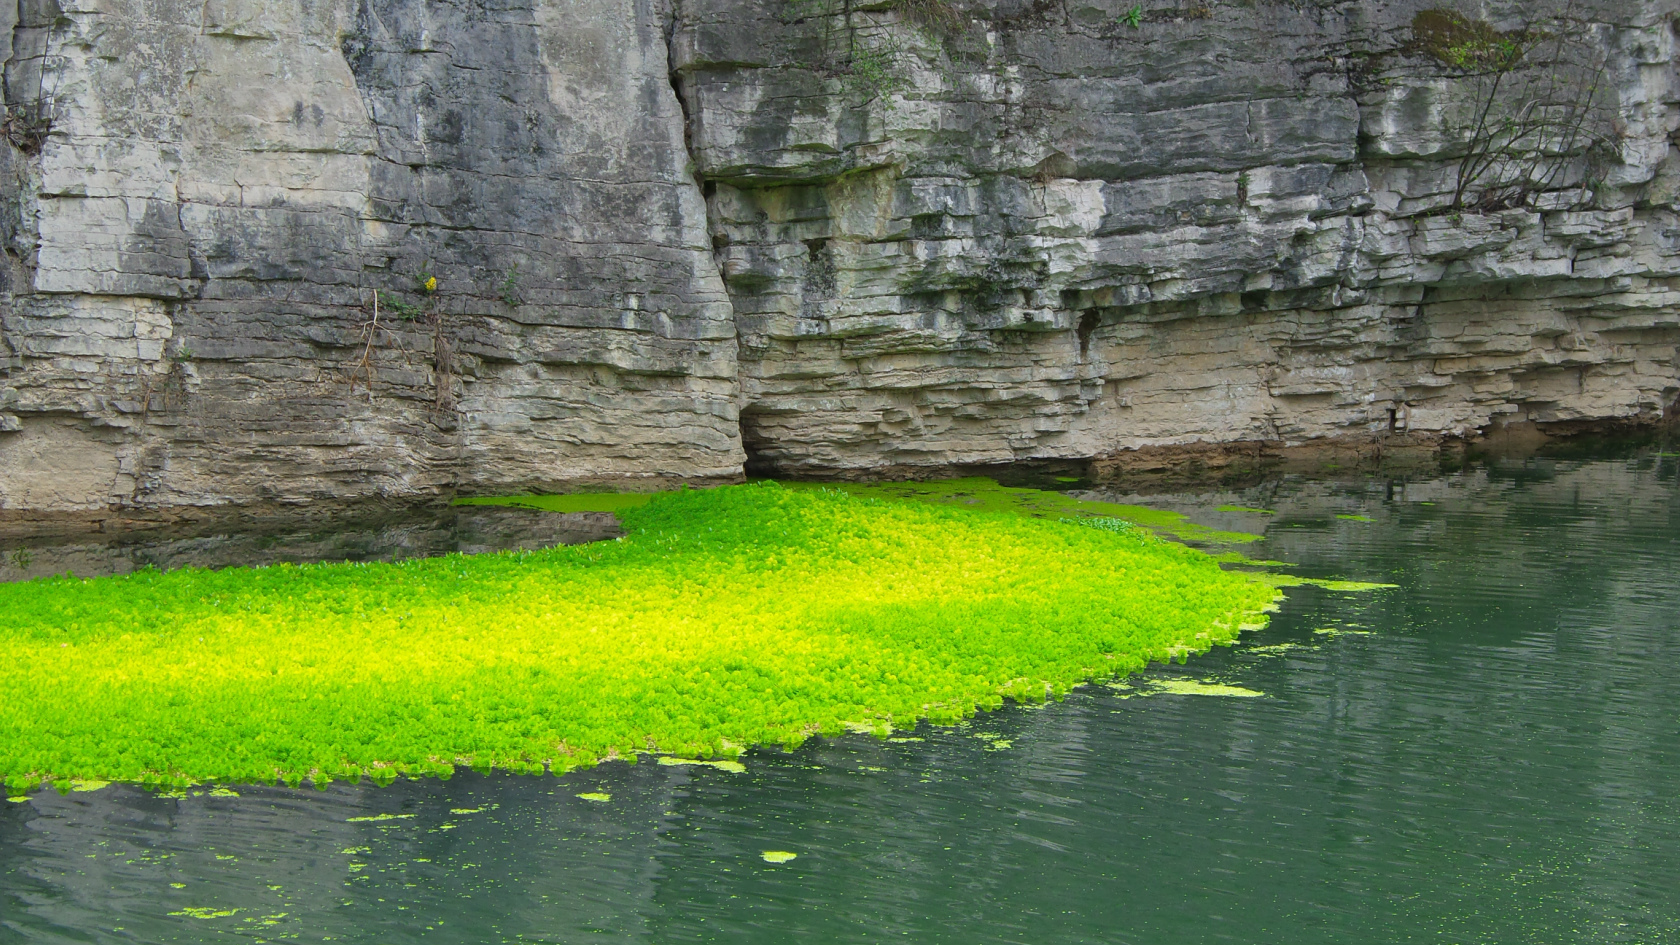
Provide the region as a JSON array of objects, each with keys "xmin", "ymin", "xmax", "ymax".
[
  {"xmin": 449, "ymin": 807, "xmax": 484, "ymax": 815},
  {"xmin": 1313, "ymin": 580, "xmax": 1395, "ymax": 592},
  {"xmin": 1062, "ymin": 516, "xmax": 1143, "ymax": 536},
  {"xmin": 657, "ymin": 758, "xmax": 748, "ymax": 775},
  {"xmin": 785, "ymin": 478, "xmax": 1264, "ymax": 544},
  {"xmin": 345, "ymin": 813, "xmax": 414, "ymax": 823},
  {"xmin": 761, "ymin": 850, "xmax": 798, "ymax": 864},
  {"xmin": 1254, "ymin": 574, "xmax": 1397, "ymax": 592},
  {"xmin": 0, "ymin": 483, "xmax": 1279, "ymax": 791},
  {"xmin": 1148, "ymin": 679, "xmax": 1265, "ymax": 698},
  {"xmin": 1216, "ymin": 506, "xmax": 1276, "ymax": 515},
  {"xmin": 168, "ymin": 907, "xmax": 240, "ymax": 919},
  {"xmin": 207, "ymin": 787, "xmax": 239, "ymax": 797},
  {"xmin": 453, "ymin": 492, "xmax": 657, "ymax": 514},
  {"xmin": 576, "ymin": 792, "xmax": 611, "ymax": 803},
  {"xmin": 1313, "ymin": 627, "xmax": 1376, "ymax": 639},
  {"xmin": 1212, "ymin": 550, "xmax": 1294, "ymax": 567},
  {"xmin": 1335, "ymin": 514, "xmax": 1375, "ymax": 523}
]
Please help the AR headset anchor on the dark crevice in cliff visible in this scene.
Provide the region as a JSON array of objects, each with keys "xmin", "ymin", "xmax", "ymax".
[
  {"xmin": 663, "ymin": 0, "xmax": 759, "ymax": 473},
  {"xmin": 661, "ymin": 0, "xmax": 701, "ymax": 187},
  {"xmin": 737, "ymin": 404, "xmax": 778, "ymax": 477}
]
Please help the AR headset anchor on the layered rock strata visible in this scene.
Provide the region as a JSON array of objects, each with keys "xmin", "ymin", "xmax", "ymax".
[
  {"xmin": 2, "ymin": 0, "xmax": 1677, "ymax": 512},
  {"xmin": 1, "ymin": 0, "xmax": 740, "ymax": 513},
  {"xmin": 680, "ymin": 0, "xmax": 1680, "ymax": 474}
]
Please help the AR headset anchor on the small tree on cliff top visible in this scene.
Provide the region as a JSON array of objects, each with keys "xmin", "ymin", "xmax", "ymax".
[{"xmin": 1413, "ymin": 2, "xmax": 1617, "ymax": 212}]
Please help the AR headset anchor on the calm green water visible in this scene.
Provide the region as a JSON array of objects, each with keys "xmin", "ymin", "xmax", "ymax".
[{"xmin": 3, "ymin": 449, "xmax": 1678, "ymax": 943}]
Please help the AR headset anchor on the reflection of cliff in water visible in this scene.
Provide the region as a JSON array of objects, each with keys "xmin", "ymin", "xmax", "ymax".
[{"xmin": 0, "ymin": 506, "xmax": 620, "ymax": 583}]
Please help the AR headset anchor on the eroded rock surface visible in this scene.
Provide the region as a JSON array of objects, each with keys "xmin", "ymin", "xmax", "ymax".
[
  {"xmin": 1, "ymin": 0, "xmax": 740, "ymax": 513},
  {"xmin": 680, "ymin": 0, "xmax": 1680, "ymax": 473},
  {"xmin": 2, "ymin": 0, "xmax": 1677, "ymax": 511}
]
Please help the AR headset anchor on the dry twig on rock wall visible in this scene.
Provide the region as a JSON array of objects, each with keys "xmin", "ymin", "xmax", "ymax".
[{"xmin": 1413, "ymin": 2, "xmax": 1616, "ymax": 212}]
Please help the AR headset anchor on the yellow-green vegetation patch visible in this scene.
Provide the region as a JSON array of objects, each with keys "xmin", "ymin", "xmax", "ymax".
[
  {"xmin": 761, "ymin": 850, "xmax": 798, "ymax": 864},
  {"xmin": 0, "ymin": 483, "xmax": 1278, "ymax": 794},
  {"xmin": 1253, "ymin": 574, "xmax": 1398, "ymax": 592},
  {"xmin": 657, "ymin": 757, "xmax": 747, "ymax": 774},
  {"xmin": 783, "ymin": 478, "xmax": 1263, "ymax": 545},
  {"xmin": 576, "ymin": 792, "xmax": 611, "ymax": 803},
  {"xmin": 1147, "ymin": 678, "xmax": 1265, "ymax": 698},
  {"xmin": 1211, "ymin": 550, "xmax": 1293, "ymax": 567},
  {"xmin": 1313, "ymin": 627, "xmax": 1376, "ymax": 639},
  {"xmin": 452, "ymin": 492, "xmax": 657, "ymax": 514},
  {"xmin": 1241, "ymin": 643, "xmax": 1302, "ymax": 656},
  {"xmin": 1107, "ymin": 678, "xmax": 1265, "ymax": 698},
  {"xmin": 1335, "ymin": 514, "xmax": 1375, "ymax": 523},
  {"xmin": 1216, "ymin": 505, "xmax": 1276, "ymax": 515},
  {"xmin": 169, "ymin": 907, "xmax": 240, "ymax": 919}
]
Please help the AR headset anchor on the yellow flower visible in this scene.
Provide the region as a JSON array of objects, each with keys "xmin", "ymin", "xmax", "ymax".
[{"xmin": 423, "ymin": 276, "xmax": 438, "ymax": 292}]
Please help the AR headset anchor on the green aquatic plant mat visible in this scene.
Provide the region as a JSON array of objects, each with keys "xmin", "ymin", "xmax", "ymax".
[
  {"xmin": 781, "ymin": 478, "xmax": 1263, "ymax": 545},
  {"xmin": 0, "ymin": 483, "xmax": 1277, "ymax": 794},
  {"xmin": 452, "ymin": 492, "xmax": 656, "ymax": 513}
]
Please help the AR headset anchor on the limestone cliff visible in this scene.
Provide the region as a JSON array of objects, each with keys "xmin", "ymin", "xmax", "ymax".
[{"xmin": 2, "ymin": 0, "xmax": 1677, "ymax": 512}]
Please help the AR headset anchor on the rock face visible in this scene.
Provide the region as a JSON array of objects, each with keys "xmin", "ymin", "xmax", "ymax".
[
  {"xmin": 0, "ymin": 0, "xmax": 740, "ymax": 512},
  {"xmin": 2, "ymin": 0, "xmax": 1678, "ymax": 512}
]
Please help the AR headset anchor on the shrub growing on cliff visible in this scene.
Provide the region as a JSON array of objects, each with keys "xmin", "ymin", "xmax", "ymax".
[
  {"xmin": 1412, "ymin": 2, "xmax": 1616, "ymax": 212},
  {"xmin": 0, "ymin": 483, "xmax": 1278, "ymax": 794}
]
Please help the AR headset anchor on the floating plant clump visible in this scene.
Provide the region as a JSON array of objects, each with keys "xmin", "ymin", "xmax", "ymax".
[{"xmin": 0, "ymin": 482, "xmax": 1279, "ymax": 795}]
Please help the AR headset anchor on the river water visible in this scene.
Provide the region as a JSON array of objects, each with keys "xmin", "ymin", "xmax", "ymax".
[{"xmin": 2, "ymin": 447, "xmax": 1677, "ymax": 943}]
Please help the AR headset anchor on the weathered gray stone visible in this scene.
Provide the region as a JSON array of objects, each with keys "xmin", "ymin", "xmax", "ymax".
[
  {"xmin": 682, "ymin": 0, "xmax": 1680, "ymax": 474},
  {"xmin": 2, "ymin": 0, "xmax": 743, "ymax": 513}
]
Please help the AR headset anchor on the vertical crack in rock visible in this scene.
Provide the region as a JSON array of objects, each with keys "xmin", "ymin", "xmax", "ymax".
[
  {"xmin": 662, "ymin": 0, "xmax": 753, "ymax": 470},
  {"xmin": 663, "ymin": 0, "xmax": 701, "ymax": 186}
]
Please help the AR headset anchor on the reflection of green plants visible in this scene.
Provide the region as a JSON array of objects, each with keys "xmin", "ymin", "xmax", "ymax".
[{"xmin": 0, "ymin": 482, "xmax": 1279, "ymax": 792}]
